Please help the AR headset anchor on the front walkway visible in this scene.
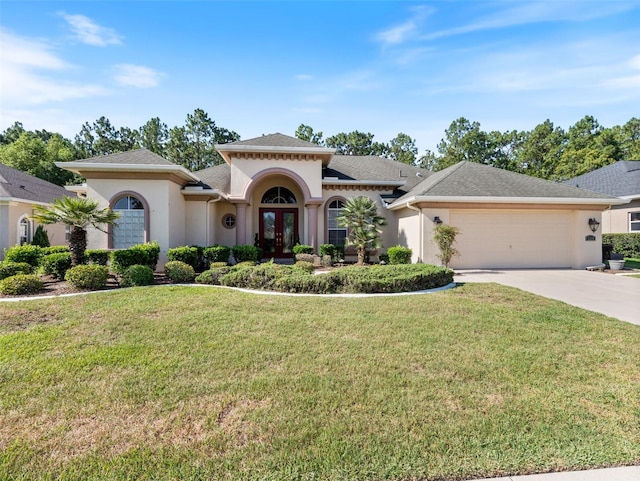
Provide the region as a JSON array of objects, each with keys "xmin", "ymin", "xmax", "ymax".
[
  {"xmin": 472, "ymin": 465, "xmax": 640, "ymax": 481},
  {"xmin": 454, "ymin": 269, "xmax": 640, "ymax": 326}
]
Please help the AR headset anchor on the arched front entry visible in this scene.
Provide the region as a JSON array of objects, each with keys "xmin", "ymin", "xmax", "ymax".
[{"xmin": 258, "ymin": 186, "xmax": 299, "ymax": 258}]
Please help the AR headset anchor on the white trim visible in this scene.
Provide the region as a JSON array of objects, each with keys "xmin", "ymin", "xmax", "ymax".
[
  {"xmin": 389, "ymin": 195, "xmax": 630, "ymax": 210},
  {"xmin": 216, "ymin": 144, "xmax": 336, "ymax": 155},
  {"xmin": 0, "ymin": 197, "xmax": 57, "ymax": 207},
  {"xmin": 322, "ymin": 179, "xmax": 405, "ymax": 187}
]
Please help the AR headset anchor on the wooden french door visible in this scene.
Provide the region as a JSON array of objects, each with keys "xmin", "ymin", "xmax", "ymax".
[{"xmin": 259, "ymin": 208, "xmax": 298, "ymax": 258}]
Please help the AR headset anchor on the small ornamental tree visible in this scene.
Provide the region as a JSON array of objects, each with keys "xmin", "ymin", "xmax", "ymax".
[
  {"xmin": 31, "ymin": 225, "xmax": 50, "ymax": 247},
  {"xmin": 433, "ymin": 224, "xmax": 460, "ymax": 268},
  {"xmin": 32, "ymin": 196, "xmax": 120, "ymax": 266},
  {"xmin": 337, "ymin": 196, "xmax": 387, "ymax": 265}
]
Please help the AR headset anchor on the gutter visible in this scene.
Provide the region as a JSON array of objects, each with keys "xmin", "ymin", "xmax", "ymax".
[{"xmin": 389, "ymin": 195, "xmax": 629, "ymax": 210}]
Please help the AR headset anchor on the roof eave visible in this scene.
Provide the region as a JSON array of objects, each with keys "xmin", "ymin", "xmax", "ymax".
[
  {"xmin": 389, "ymin": 195, "xmax": 629, "ymax": 210},
  {"xmin": 56, "ymin": 162, "xmax": 200, "ymax": 182},
  {"xmin": 322, "ymin": 179, "xmax": 406, "ymax": 188}
]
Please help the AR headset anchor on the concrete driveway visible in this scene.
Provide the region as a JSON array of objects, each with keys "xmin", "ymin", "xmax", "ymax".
[{"xmin": 453, "ymin": 269, "xmax": 640, "ymax": 326}]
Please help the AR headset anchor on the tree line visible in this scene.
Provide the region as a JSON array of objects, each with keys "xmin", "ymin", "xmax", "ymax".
[{"xmin": 1, "ymin": 109, "xmax": 638, "ymax": 187}]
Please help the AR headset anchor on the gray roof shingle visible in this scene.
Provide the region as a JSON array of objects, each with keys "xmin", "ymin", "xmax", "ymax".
[
  {"xmin": 395, "ymin": 161, "xmax": 616, "ymax": 203},
  {"xmin": 223, "ymin": 133, "xmax": 326, "ymax": 150},
  {"xmin": 0, "ymin": 164, "xmax": 69, "ymax": 204},
  {"xmin": 194, "ymin": 163, "xmax": 231, "ymax": 192},
  {"xmin": 73, "ymin": 149, "xmax": 174, "ymax": 166},
  {"xmin": 563, "ymin": 160, "xmax": 640, "ymax": 198}
]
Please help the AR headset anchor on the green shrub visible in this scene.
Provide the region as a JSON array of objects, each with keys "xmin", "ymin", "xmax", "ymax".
[
  {"xmin": 31, "ymin": 225, "xmax": 50, "ymax": 247},
  {"xmin": 164, "ymin": 260, "xmax": 196, "ymax": 283},
  {"xmin": 41, "ymin": 252, "xmax": 72, "ymax": 279},
  {"xmin": 0, "ymin": 261, "xmax": 33, "ymax": 280},
  {"xmin": 232, "ymin": 244, "xmax": 262, "ymax": 263},
  {"xmin": 121, "ymin": 264, "xmax": 155, "ymax": 288},
  {"xmin": 378, "ymin": 253, "xmax": 389, "ymax": 264},
  {"xmin": 602, "ymin": 233, "xmax": 640, "ymax": 258},
  {"xmin": 203, "ymin": 245, "xmax": 231, "ymax": 264},
  {"xmin": 331, "ymin": 264, "xmax": 452, "ymax": 294},
  {"xmin": 195, "ymin": 267, "xmax": 232, "ymax": 285},
  {"xmin": 4, "ymin": 244, "xmax": 43, "ymax": 267},
  {"xmin": 221, "ymin": 263, "xmax": 295, "ymax": 290},
  {"xmin": 110, "ymin": 241, "xmax": 160, "ymax": 274},
  {"xmin": 209, "ymin": 261, "xmax": 228, "ymax": 269},
  {"xmin": 41, "ymin": 246, "xmax": 70, "ymax": 256},
  {"xmin": 293, "ymin": 244, "xmax": 314, "ymax": 255},
  {"xmin": 387, "ymin": 246, "xmax": 412, "ymax": 265},
  {"xmin": 233, "ymin": 261, "xmax": 256, "ymax": 268},
  {"xmin": 167, "ymin": 246, "xmax": 200, "ymax": 268},
  {"xmin": 319, "ymin": 244, "xmax": 335, "ymax": 259},
  {"xmin": 85, "ymin": 249, "xmax": 110, "ymax": 266},
  {"xmin": 64, "ymin": 264, "xmax": 109, "ymax": 290},
  {"xmin": 295, "ymin": 253, "xmax": 315, "ymax": 264},
  {"xmin": 321, "ymin": 255, "xmax": 333, "ymax": 268},
  {"xmin": 294, "ymin": 261, "xmax": 315, "ymax": 274},
  {"xmin": 0, "ymin": 274, "xmax": 44, "ymax": 295},
  {"xmin": 273, "ymin": 272, "xmax": 336, "ymax": 294}
]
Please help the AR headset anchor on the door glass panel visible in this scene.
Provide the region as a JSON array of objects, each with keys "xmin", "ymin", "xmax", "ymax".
[
  {"xmin": 263, "ymin": 211, "xmax": 276, "ymax": 255},
  {"xmin": 282, "ymin": 212, "xmax": 295, "ymax": 254}
]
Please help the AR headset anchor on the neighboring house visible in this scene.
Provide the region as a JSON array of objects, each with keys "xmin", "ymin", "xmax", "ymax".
[
  {"xmin": 0, "ymin": 163, "xmax": 69, "ymax": 259},
  {"xmin": 58, "ymin": 133, "xmax": 624, "ymax": 269},
  {"xmin": 564, "ymin": 161, "xmax": 639, "ymax": 234}
]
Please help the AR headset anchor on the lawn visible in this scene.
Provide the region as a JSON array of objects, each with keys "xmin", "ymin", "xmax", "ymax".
[
  {"xmin": 1, "ymin": 284, "xmax": 639, "ymax": 481},
  {"xmin": 624, "ymin": 257, "xmax": 640, "ymax": 269}
]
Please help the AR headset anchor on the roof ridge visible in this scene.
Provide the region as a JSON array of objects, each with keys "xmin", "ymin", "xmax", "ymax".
[{"xmin": 418, "ymin": 161, "xmax": 467, "ymax": 195}]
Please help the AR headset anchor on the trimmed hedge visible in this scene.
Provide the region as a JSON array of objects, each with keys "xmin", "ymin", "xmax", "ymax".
[
  {"xmin": 293, "ymin": 244, "xmax": 314, "ymax": 255},
  {"xmin": 295, "ymin": 253, "xmax": 314, "ymax": 264},
  {"xmin": 110, "ymin": 241, "xmax": 160, "ymax": 274},
  {"xmin": 4, "ymin": 244, "xmax": 43, "ymax": 267},
  {"xmin": 219, "ymin": 263, "xmax": 453, "ymax": 294},
  {"xmin": 195, "ymin": 266, "xmax": 232, "ymax": 285},
  {"xmin": 387, "ymin": 246, "xmax": 412, "ymax": 265},
  {"xmin": 41, "ymin": 252, "xmax": 73, "ymax": 279},
  {"xmin": 41, "ymin": 246, "xmax": 70, "ymax": 256},
  {"xmin": 0, "ymin": 261, "xmax": 33, "ymax": 280},
  {"xmin": 0, "ymin": 274, "xmax": 44, "ymax": 295},
  {"xmin": 65, "ymin": 264, "xmax": 109, "ymax": 290},
  {"xmin": 164, "ymin": 261, "xmax": 196, "ymax": 283},
  {"xmin": 167, "ymin": 246, "xmax": 200, "ymax": 268},
  {"xmin": 294, "ymin": 261, "xmax": 315, "ymax": 274},
  {"xmin": 319, "ymin": 244, "xmax": 335, "ymax": 259},
  {"xmin": 232, "ymin": 244, "xmax": 262, "ymax": 263},
  {"xmin": 85, "ymin": 249, "xmax": 110, "ymax": 266},
  {"xmin": 203, "ymin": 245, "xmax": 231, "ymax": 264},
  {"xmin": 602, "ymin": 233, "xmax": 640, "ymax": 258},
  {"xmin": 121, "ymin": 264, "xmax": 155, "ymax": 287}
]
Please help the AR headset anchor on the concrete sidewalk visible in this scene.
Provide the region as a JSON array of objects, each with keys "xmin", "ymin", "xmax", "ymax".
[
  {"xmin": 472, "ymin": 465, "xmax": 640, "ymax": 480},
  {"xmin": 454, "ymin": 269, "xmax": 640, "ymax": 325}
]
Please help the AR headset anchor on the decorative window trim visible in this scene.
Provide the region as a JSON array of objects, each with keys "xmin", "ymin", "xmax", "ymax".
[
  {"xmin": 222, "ymin": 213, "xmax": 236, "ymax": 229},
  {"xmin": 630, "ymin": 211, "xmax": 640, "ymax": 232},
  {"xmin": 17, "ymin": 215, "xmax": 32, "ymax": 245},
  {"xmin": 261, "ymin": 186, "xmax": 297, "ymax": 204}
]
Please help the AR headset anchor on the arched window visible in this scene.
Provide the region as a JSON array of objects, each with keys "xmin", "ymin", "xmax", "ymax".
[
  {"xmin": 112, "ymin": 194, "xmax": 146, "ymax": 249},
  {"xmin": 327, "ymin": 199, "xmax": 347, "ymax": 247},
  {"xmin": 18, "ymin": 216, "xmax": 32, "ymax": 245},
  {"xmin": 261, "ymin": 187, "xmax": 297, "ymax": 204}
]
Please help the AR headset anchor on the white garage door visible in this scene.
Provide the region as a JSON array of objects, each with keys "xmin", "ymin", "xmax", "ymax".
[{"xmin": 449, "ymin": 210, "xmax": 573, "ymax": 269}]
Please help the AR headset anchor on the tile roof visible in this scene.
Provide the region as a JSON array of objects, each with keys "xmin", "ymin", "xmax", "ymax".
[
  {"xmin": 72, "ymin": 149, "xmax": 174, "ymax": 166},
  {"xmin": 0, "ymin": 163, "xmax": 69, "ymax": 204},
  {"xmin": 395, "ymin": 161, "xmax": 616, "ymax": 203},
  {"xmin": 563, "ymin": 160, "xmax": 640, "ymax": 198}
]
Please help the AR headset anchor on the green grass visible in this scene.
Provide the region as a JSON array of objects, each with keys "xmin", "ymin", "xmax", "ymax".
[
  {"xmin": 624, "ymin": 257, "xmax": 640, "ymax": 269},
  {"xmin": 1, "ymin": 284, "xmax": 639, "ymax": 481}
]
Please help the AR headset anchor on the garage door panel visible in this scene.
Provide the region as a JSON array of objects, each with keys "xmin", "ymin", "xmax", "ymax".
[{"xmin": 449, "ymin": 211, "xmax": 572, "ymax": 269}]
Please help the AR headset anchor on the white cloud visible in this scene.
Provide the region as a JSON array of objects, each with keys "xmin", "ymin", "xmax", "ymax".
[
  {"xmin": 629, "ymin": 54, "xmax": 640, "ymax": 70},
  {"xmin": 375, "ymin": 5, "xmax": 434, "ymax": 46},
  {"xmin": 113, "ymin": 64, "xmax": 162, "ymax": 88},
  {"xmin": 295, "ymin": 74, "xmax": 313, "ymax": 81},
  {"xmin": 0, "ymin": 29, "xmax": 108, "ymax": 106},
  {"xmin": 59, "ymin": 13, "xmax": 123, "ymax": 46}
]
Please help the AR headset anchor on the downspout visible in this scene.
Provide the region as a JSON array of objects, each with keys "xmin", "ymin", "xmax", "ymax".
[
  {"xmin": 405, "ymin": 202, "xmax": 423, "ymax": 263},
  {"xmin": 206, "ymin": 196, "xmax": 222, "ymax": 246}
]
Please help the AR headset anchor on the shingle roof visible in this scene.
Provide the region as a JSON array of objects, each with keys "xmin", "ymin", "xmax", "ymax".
[
  {"xmin": 563, "ymin": 160, "xmax": 640, "ymax": 198},
  {"xmin": 224, "ymin": 133, "xmax": 325, "ymax": 149},
  {"xmin": 73, "ymin": 149, "xmax": 174, "ymax": 166},
  {"xmin": 194, "ymin": 163, "xmax": 231, "ymax": 192},
  {"xmin": 0, "ymin": 164, "xmax": 69, "ymax": 204},
  {"xmin": 395, "ymin": 161, "xmax": 616, "ymax": 204}
]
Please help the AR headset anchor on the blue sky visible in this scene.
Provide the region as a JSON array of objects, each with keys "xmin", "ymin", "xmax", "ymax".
[{"xmin": 1, "ymin": 1, "xmax": 639, "ymax": 154}]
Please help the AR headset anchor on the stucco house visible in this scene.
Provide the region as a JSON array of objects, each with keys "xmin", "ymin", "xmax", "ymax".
[
  {"xmin": 58, "ymin": 133, "xmax": 624, "ymax": 269},
  {"xmin": 563, "ymin": 160, "xmax": 639, "ymax": 234},
  {"xmin": 0, "ymin": 163, "xmax": 69, "ymax": 259}
]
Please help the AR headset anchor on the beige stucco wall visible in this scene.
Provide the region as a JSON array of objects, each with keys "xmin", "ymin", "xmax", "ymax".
[
  {"xmin": 0, "ymin": 201, "xmax": 67, "ymax": 260},
  {"xmin": 229, "ymin": 157, "xmax": 323, "ymax": 200},
  {"xmin": 602, "ymin": 199, "xmax": 640, "ymax": 233},
  {"xmin": 84, "ymin": 178, "xmax": 188, "ymax": 267}
]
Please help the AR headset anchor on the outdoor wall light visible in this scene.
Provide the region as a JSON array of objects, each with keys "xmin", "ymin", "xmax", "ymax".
[
  {"xmin": 588, "ymin": 218, "xmax": 600, "ymax": 233},
  {"xmin": 433, "ymin": 216, "xmax": 443, "ymax": 225}
]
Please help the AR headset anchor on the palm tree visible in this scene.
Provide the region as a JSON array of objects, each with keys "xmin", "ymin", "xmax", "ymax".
[
  {"xmin": 32, "ymin": 196, "xmax": 120, "ymax": 265},
  {"xmin": 337, "ymin": 196, "xmax": 387, "ymax": 265}
]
